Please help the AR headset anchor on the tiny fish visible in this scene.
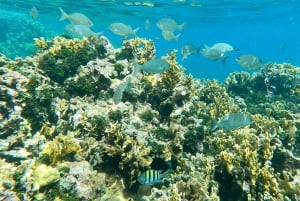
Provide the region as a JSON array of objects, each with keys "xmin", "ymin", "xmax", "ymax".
[
  {"xmin": 137, "ymin": 169, "xmax": 166, "ymax": 185},
  {"xmin": 59, "ymin": 8, "xmax": 93, "ymax": 27},
  {"xmin": 30, "ymin": 6, "xmax": 38, "ymax": 19},
  {"xmin": 212, "ymin": 113, "xmax": 252, "ymax": 131},
  {"xmin": 133, "ymin": 58, "xmax": 170, "ymax": 75},
  {"xmin": 236, "ymin": 54, "xmax": 264, "ymax": 69}
]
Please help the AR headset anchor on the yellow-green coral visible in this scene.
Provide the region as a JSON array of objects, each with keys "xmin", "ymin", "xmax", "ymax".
[
  {"xmin": 31, "ymin": 164, "xmax": 60, "ymax": 191},
  {"xmin": 41, "ymin": 133, "xmax": 81, "ymax": 164}
]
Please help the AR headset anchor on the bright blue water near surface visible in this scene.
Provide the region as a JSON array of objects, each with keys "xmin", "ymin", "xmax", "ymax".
[{"xmin": 0, "ymin": 0, "xmax": 299, "ymax": 81}]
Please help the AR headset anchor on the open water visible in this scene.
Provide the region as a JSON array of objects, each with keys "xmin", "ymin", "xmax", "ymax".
[{"xmin": 0, "ymin": 0, "xmax": 299, "ymax": 81}]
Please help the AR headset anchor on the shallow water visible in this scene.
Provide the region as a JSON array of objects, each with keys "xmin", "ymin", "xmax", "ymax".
[{"xmin": 0, "ymin": 0, "xmax": 299, "ymax": 81}]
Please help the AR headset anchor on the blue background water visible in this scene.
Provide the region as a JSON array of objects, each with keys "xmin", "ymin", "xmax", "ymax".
[{"xmin": 0, "ymin": 0, "xmax": 299, "ymax": 81}]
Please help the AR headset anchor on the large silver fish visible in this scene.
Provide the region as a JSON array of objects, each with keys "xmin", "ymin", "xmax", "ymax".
[
  {"xmin": 200, "ymin": 42, "xmax": 237, "ymax": 64},
  {"xmin": 59, "ymin": 8, "xmax": 93, "ymax": 27},
  {"xmin": 212, "ymin": 113, "xmax": 252, "ymax": 131}
]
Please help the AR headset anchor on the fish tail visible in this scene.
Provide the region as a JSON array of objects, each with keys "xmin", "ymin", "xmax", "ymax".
[
  {"xmin": 132, "ymin": 60, "xmax": 142, "ymax": 76},
  {"xmin": 96, "ymin": 31, "xmax": 104, "ymax": 36},
  {"xmin": 59, "ymin": 8, "xmax": 68, "ymax": 21},
  {"xmin": 133, "ymin": 27, "xmax": 140, "ymax": 36},
  {"xmin": 211, "ymin": 119, "xmax": 219, "ymax": 132},
  {"xmin": 222, "ymin": 56, "xmax": 228, "ymax": 65},
  {"xmin": 178, "ymin": 23, "xmax": 186, "ymax": 32},
  {"xmin": 174, "ymin": 33, "xmax": 181, "ymax": 42}
]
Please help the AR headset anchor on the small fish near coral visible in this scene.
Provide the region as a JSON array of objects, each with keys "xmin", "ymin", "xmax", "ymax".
[
  {"xmin": 212, "ymin": 112, "xmax": 252, "ymax": 131},
  {"xmin": 137, "ymin": 169, "xmax": 167, "ymax": 185},
  {"xmin": 133, "ymin": 58, "xmax": 170, "ymax": 75}
]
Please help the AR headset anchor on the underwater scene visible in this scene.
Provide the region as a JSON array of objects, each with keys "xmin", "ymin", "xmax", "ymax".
[{"xmin": 0, "ymin": 0, "xmax": 300, "ymax": 200}]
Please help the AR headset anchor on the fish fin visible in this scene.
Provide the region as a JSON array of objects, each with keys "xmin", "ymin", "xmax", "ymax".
[
  {"xmin": 178, "ymin": 23, "xmax": 186, "ymax": 32},
  {"xmin": 96, "ymin": 31, "xmax": 103, "ymax": 36},
  {"xmin": 132, "ymin": 60, "xmax": 142, "ymax": 76},
  {"xmin": 222, "ymin": 56, "xmax": 228, "ymax": 65},
  {"xmin": 174, "ymin": 33, "xmax": 181, "ymax": 42},
  {"xmin": 133, "ymin": 27, "xmax": 140, "ymax": 36},
  {"xmin": 59, "ymin": 8, "xmax": 68, "ymax": 21},
  {"xmin": 211, "ymin": 119, "xmax": 219, "ymax": 132}
]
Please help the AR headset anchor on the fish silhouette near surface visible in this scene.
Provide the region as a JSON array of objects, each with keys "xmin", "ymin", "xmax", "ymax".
[
  {"xmin": 59, "ymin": 8, "xmax": 93, "ymax": 27},
  {"xmin": 156, "ymin": 18, "xmax": 185, "ymax": 32},
  {"xmin": 212, "ymin": 113, "xmax": 252, "ymax": 131}
]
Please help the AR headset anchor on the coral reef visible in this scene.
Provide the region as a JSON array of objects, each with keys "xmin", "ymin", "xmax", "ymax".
[
  {"xmin": 0, "ymin": 12, "xmax": 55, "ymax": 59},
  {"xmin": 0, "ymin": 34, "xmax": 300, "ymax": 201}
]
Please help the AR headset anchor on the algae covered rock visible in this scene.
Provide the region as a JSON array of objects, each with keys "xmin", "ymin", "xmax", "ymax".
[{"xmin": 31, "ymin": 164, "xmax": 60, "ymax": 191}]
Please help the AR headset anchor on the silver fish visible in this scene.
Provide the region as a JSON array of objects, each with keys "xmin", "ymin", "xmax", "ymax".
[
  {"xmin": 59, "ymin": 8, "xmax": 93, "ymax": 27},
  {"xmin": 181, "ymin": 44, "xmax": 198, "ymax": 61},
  {"xmin": 156, "ymin": 18, "xmax": 185, "ymax": 32},
  {"xmin": 212, "ymin": 113, "xmax": 252, "ymax": 131},
  {"xmin": 161, "ymin": 30, "xmax": 181, "ymax": 42},
  {"xmin": 65, "ymin": 24, "xmax": 103, "ymax": 37},
  {"xmin": 133, "ymin": 58, "xmax": 170, "ymax": 75},
  {"xmin": 236, "ymin": 54, "xmax": 264, "ymax": 69},
  {"xmin": 200, "ymin": 42, "xmax": 236, "ymax": 64},
  {"xmin": 137, "ymin": 169, "xmax": 166, "ymax": 185},
  {"xmin": 109, "ymin": 22, "xmax": 139, "ymax": 37}
]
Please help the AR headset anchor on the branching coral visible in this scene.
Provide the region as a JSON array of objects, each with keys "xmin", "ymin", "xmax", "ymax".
[{"xmin": 41, "ymin": 133, "xmax": 81, "ymax": 164}]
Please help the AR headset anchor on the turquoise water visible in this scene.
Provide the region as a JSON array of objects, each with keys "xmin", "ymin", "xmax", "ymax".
[{"xmin": 0, "ymin": 0, "xmax": 299, "ymax": 81}]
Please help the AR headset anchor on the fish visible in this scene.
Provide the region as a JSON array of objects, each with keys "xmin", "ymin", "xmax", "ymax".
[
  {"xmin": 59, "ymin": 8, "xmax": 93, "ymax": 27},
  {"xmin": 156, "ymin": 18, "xmax": 185, "ymax": 32},
  {"xmin": 144, "ymin": 19, "xmax": 151, "ymax": 30},
  {"xmin": 137, "ymin": 169, "xmax": 166, "ymax": 185},
  {"xmin": 133, "ymin": 58, "xmax": 170, "ymax": 75},
  {"xmin": 236, "ymin": 54, "xmax": 264, "ymax": 69},
  {"xmin": 200, "ymin": 42, "xmax": 237, "ymax": 64},
  {"xmin": 108, "ymin": 22, "xmax": 139, "ymax": 37},
  {"xmin": 29, "ymin": 6, "xmax": 38, "ymax": 19},
  {"xmin": 65, "ymin": 24, "xmax": 103, "ymax": 37},
  {"xmin": 161, "ymin": 30, "xmax": 181, "ymax": 42},
  {"xmin": 212, "ymin": 113, "xmax": 252, "ymax": 131},
  {"xmin": 181, "ymin": 44, "xmax": 199, "ymax": 61}
]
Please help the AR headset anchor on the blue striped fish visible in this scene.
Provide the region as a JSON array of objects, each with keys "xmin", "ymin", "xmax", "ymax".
[{"xmin": 137, "ymin": 169, "xmax": 166, "ymax": 185}]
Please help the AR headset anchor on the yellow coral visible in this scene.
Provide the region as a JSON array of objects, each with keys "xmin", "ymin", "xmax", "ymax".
[
  {"xmin": 41, "ymin": 133, "xmax": 81, "ymax": 164},
  {"xmin": 34, "ymin": 37, "xmax": 48, "ymax": 49}
]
